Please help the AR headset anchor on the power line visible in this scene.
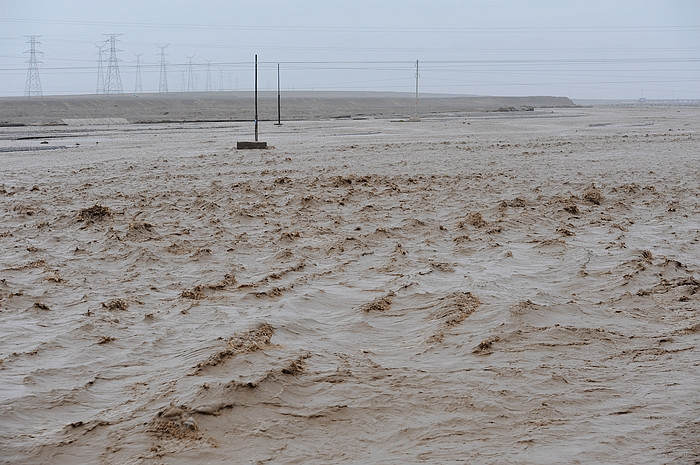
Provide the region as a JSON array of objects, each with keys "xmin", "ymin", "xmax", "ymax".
[
  {"xmin": 2, "ymin": 60, "xmax": 698, "ymax": 77},
  {"xmin": 2, "ymin": 17, "xmax": 699, "ymax": 34},
  {"xmin": 3, "ymin": 37, "xmax": 699, "ymax": 97},
  {"xmin": 8, "ymin": 34, "xmax": 700, "ymax": 56}
]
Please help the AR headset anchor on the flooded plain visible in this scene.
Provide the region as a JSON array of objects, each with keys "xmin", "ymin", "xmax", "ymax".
[{"xmin": 1, "ymin": 105, "xmax": 698, "ymax": 464}]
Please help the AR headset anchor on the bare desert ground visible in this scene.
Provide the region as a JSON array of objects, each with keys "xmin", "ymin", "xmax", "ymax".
[{"xmin": 0, "ymin": 103, "xmax": 698, "ymax": 464}]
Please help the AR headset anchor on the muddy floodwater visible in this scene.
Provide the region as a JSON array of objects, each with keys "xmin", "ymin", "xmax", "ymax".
[{"xmin": 1, "ymin": 106, "xmax": 699, "ymax": 464}]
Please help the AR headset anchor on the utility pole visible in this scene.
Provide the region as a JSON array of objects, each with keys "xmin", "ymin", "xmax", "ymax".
[
  {"xmin": 24, "ymin": 35, "xmax": 43, "ymax": 97},
  {"xmin": 157, "ymin": 44, "xmax": 168, "ymax": 92},
  {"xmin": 103, "ymin": 34, "xmax": 123, "ymax": 94},
  {"xmin": 255, "ymin": 54, "xmax": 259, "ymax": 141},
  {"xmin": 134, "ymin": 53, "xmax": 143, "ymax": 93},
  {"xmin": 95, "ymin": 43, "xmax": 105, "ymax": 94},
  {"xmin": 186, "ymin": 55, "xmax": 195, "ymax": 92},
  {"xmin": 410, "ymin": 59, "xmax": 420, "ymax": 122},
  {"xmin": 236, "ymin": 54, "xmax": 267, "ymax": 149},
  {"xmin": 275, "ymin": 62, "xmax": 282, "ymax": 125}
]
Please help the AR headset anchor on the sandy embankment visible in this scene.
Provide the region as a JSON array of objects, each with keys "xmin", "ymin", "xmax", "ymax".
[
  {"xmin": 0, "ymin": 105, "xmax": 698, "ymax": 464},
  {"xmin": 0, "ymin": 92, "xmax": 574, "ymax": 126}
]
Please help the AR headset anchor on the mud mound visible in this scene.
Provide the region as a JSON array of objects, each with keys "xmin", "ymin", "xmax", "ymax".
[
  {"xmin": 360, "ymin": 292, "xmax": 395, "ymax": 312},
  {"xmin": 430, "ymin": 292, "xmax": 481, "ymax": 327},
  {"xmin": 193, "ymin": 322, "xmax": 274, "ymax": 373},
  {"xmin": 583, "ymin": 184, "xmax": 604, "ymax": 205},
  {"xmin": 457, "ymin": 212, "xmax": 487, "ymax": 228},
  {"xmin": 101, "ymin": 299, "xmax": 129, "ymax": 311},
  {"xmin": 126, "ymin": 221, "xmax": 158, "ymax": 240},
  {"xmin": 77, "ymin": 204, "xmax": 112, "ymax": 223}
]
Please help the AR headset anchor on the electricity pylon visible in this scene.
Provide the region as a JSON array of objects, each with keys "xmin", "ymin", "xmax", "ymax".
[
  {"xmin": 103, "ymin": 34, "xmax": 123, "ymax": 94},
  {"xmin": 186, "ymin": 55, "xmax": 195, "ymax": 92},
  {"xmin": 205, "ymin": 60, "xmax": 212, "ymax": 92},
  {"xmin": 24, "ymin": 35, "xmax": 43, "ymax": 97},
  {"xmin": 134, "ymin": 53, "xmax": 143, "ymax": 93},
  {"xmin": 95, "ymin": 43, "xmax": 106, "ymax": 94},
  {"xmin": 157, "ymin": 44, "xmax": 168, "ymax": 92}
]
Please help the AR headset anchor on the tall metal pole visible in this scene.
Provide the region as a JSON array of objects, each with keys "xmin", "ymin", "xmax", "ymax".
[
  {"xmin": 276, "ymin": 62, "xmax": 282, "ymax": 125},
  {"xmin": 415, "ymin": 60, "xmax": 419, "ymax": 120},
  {"xmin": 254, "ymin": 54, "xmax": 259, "ymax": 141}
]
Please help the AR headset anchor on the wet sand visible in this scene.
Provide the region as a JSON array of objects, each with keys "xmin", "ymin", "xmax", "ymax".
[{"xmin": 0, "ymin": 105, "xmax": 699, "ymax": 464}]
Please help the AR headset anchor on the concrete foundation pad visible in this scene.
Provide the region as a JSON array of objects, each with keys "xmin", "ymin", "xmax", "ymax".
[{"xmin": 237, "ymin": 141, "xmax": 268, "ymax": 149}]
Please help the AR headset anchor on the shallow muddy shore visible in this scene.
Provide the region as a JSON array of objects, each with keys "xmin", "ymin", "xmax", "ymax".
[{"xmin": 0, "ymin": 105, "xmax": 698, "ymax": 464}]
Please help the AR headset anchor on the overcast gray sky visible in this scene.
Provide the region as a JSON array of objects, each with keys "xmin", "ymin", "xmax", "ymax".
[{"xmin": 1, "ymin": 0, "xmax": 699, "ymax": 99}]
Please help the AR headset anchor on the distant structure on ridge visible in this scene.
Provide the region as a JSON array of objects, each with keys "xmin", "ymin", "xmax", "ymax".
[
  {"xmin": 186, "ymin": 55, "xmax": 195, "ymax": 92},
  {"xmin": 104, "ymin": 34, "xmax": 123, "ymax": 94},
  {"xmin": 206, "ymin": 60, "xmax": 212, "ymax": 92},
  {"xmin": 24, "ymin": 35, "xmax": 43, "ymax": 97},
  {"xmin": 157, "ymin": 44, "xmax": 168, "ymax": 92},
  {"xmin": 134, "ymin": 53, "xmax": 143, "ymax": 93},
  {"xmin": 95, "ymin": 43, "xmax": 106, "ymax": 94}
]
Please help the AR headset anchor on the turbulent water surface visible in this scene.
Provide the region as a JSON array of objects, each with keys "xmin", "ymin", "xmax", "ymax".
[{"xmin": 1, "ymin": 106, "xmax": 699, "ymax": 464}]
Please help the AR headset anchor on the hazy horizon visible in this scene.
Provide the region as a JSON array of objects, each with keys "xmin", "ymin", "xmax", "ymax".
[{"xmin": 1, "ymin": 0, "xmax": 699, "ymax": 100}]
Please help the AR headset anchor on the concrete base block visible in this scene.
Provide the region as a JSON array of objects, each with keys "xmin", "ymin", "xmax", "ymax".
[{"xmin": 237, "ymin": 141, "xmax": 268, "ymax": 149}]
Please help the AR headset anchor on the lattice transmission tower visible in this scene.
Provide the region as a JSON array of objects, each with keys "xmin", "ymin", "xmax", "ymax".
[
  {"xmin": 186, "ymin": 55, "xmax": 195, "ymax": 92},
  {"xmin": 24, "ymin": 35, "xmax": 43, "ymax": 97},
  {"xmin": 103, "ymin": 34, "xmax": 123, "ymax": 94},
  {"xmin": 157, "ymin": 44, "xmax": 168, "ymax": 92},
  {"xmin": 205, "ymin": 60, "xmax": 212, "ymax": 92},
  {"xmin": 134, "ymin": 53, "xmax": 143, "ymax": 93},
  {"xmin": 95, "ymin": 43, "xmax": 105, "ymax": 94}
]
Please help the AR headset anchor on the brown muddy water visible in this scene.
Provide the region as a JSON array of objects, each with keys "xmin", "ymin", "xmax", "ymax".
[{"xmin": 1, "ymin": 106, "xmax": 699, "ymax": 464}]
